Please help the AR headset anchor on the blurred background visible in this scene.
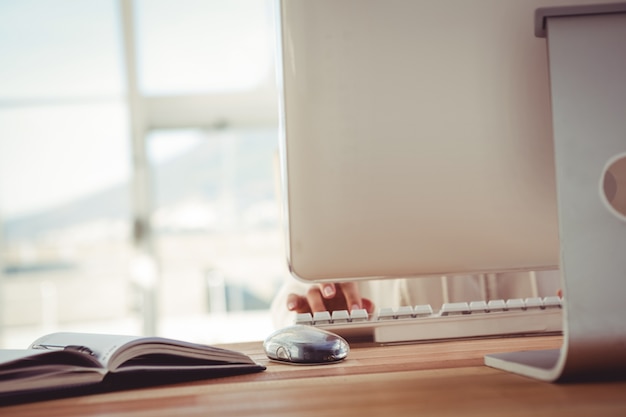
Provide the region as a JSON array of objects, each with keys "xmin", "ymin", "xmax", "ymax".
[{"xmin": 0, "ymin": 0, "xmax": 285, "ymax": 348}]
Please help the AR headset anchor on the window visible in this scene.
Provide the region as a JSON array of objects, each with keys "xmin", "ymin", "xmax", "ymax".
[
  {"xmin": 0, "ymin": 0, "xmax": 282, "ymax": 348},
  {"xmin": 147, "ymin": 128, "xmax": 283, "ymax": 343}
]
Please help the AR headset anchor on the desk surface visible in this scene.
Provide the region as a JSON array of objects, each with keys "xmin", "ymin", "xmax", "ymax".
[{"xmin": 3, "ymin": 335, "xmax": 626, "ymax": 416}]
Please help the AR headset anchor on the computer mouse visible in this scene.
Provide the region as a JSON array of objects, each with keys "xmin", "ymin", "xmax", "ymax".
[{"xmin": 263, "ymin": 325, "xmax": 350, "ymax": 364}]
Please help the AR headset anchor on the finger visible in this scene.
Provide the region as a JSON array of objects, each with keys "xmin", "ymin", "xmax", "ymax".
[
  {"xmin": 306, "ymin": 286, "xmax": 328, "ymax": 313},
  {"xmin": 337, "ymin": 282, "xmax": 363, "ymax": 311},
  {"xmin": 287, "ymin": 293, "xmax": 309, "ymax": 314},
  {"xmin": 318, "ymin": 283, "xmax": 336, "ymax": 299},
  {"xmin": 361, "ymin": 298, "xmax": 376, "ymax": 314}
]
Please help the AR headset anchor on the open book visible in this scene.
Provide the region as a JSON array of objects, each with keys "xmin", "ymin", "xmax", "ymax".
[{"xmin": 0, "ymin": 332, "xmax": 265, "ymax": 400}]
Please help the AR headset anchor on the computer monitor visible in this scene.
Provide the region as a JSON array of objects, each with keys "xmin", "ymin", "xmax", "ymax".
[
  {"xmin": 277, "ymin": 0, "xmax": 626, "ymax": 382},
  {"xmin": 277, "ymin": 0, "xmax": 575, "ymax": 282}
]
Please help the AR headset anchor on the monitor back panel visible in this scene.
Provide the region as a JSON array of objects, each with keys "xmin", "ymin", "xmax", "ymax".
[{"xmin": 277, "ymin": 0, "xmax": 594, "ymax": 282}]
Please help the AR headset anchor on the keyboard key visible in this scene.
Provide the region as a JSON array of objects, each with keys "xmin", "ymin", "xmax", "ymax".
[
  {"xmin": 377, "ymin": 307, "xmax": 396, "ymax": 321},
  {"xmin": 441, "ymin": 302, "xmax": 470, "ymax": 316},
  {"xmin": 396, "ymin": 306, "xmax": 414, "ymax": 319},
  {"xmin": 543, "ymin": 296, "xmax": 562, "ymax": 309},
  {"xmin": 350, "ymin": 309, "xmax": 369, "ymax": 322},
  {"xmin": 313, "ymin": 311, "xmax": 332, "ymax": 325},
  {"xmin": 469, "ymin": 300, "xmax": 488, "ymax": 313},
  {"xmin": 413, "ymin": 304, "xmax": 433, "ymax": 317},
  {"xmin": 524, "ymin": 297, "xmax": 544, "ymax": 310},
  {"xmin": 506, "ymin": 298, "xmax": 525, "ymax": 311},
  {"xmin": 331, "ymin": 310, "xmax": 350, "ymax": 323},
  {"xmin": 295, "ymin": 313, "xmax": 313, "ymax": 325},
  {"xmin": 487, "ymin": 299, "xmax": 507, "ymax": 312}
]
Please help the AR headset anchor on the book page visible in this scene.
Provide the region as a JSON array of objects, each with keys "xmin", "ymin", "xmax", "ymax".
[
  {"xmin": 29, "ymin": 333, "xmax": 259, "ymax": 373},
  {"xmin": 30, "ymin": 333, "xmax": 141, "ymax": 369},
  {"xmin": 105, "ymin": 339, "xmax": 257, "ymax": 372}
]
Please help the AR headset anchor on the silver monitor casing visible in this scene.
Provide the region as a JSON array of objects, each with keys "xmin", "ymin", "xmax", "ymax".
[
  {"xmin": 485, "ymin": 3, "xmax": 626, "ymax": 382},
  {"xmin": 278, "ymin": 0, "xmax": 567, "ymax": 282}
]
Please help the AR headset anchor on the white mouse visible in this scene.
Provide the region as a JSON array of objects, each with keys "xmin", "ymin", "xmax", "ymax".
[{"xmin": 263, "ymin": 325, "xmax": 350, "ymax": 364}]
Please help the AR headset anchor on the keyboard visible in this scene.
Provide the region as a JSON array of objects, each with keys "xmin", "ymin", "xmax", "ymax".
[{"xmin": 295, "ymin": 296, "xmax": 563, "ymax": 344}]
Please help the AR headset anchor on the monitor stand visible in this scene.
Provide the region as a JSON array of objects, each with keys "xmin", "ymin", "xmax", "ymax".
[{"xmin": 485, "ymin": 3, "xmax": 626, "ymax": 382}]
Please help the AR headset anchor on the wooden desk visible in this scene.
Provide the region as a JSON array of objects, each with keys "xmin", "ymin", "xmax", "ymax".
[{"xmin": 3, "ymin": 335, "xmax": 626, "ymax": 416}]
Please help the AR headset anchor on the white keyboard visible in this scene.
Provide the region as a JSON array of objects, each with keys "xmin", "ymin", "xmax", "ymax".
[{"xmin": 295, "ymin": 296, "xmax": 563, "ymax": 344}]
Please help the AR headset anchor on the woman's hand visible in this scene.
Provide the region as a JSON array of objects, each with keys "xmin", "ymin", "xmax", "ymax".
[{"xmin": 286, "ymin": 282, "xmax": 375, "ymax": 314}]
